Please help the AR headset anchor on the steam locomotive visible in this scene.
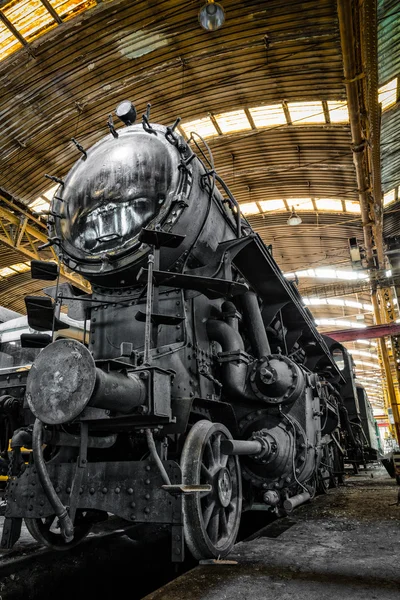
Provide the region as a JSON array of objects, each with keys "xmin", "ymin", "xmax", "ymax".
[{"xmin": 0, "ymin": 102, "xmax": 369, "ymax": 560}]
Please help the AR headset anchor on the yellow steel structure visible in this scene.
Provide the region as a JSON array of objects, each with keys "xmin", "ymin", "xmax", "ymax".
[{"xmin": 0, "ymin": 190, "xmax": 90, "ymax": 293}]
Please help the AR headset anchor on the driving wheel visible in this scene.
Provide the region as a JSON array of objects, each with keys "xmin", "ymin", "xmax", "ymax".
[{"xmin": 181, "ymin": 420, "xmax": 242, "ymax": 560}]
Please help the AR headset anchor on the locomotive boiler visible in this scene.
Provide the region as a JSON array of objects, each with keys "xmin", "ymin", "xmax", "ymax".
[{"xmin": 2, "ymin": 101, "xmax": 351, "ymax": 560}]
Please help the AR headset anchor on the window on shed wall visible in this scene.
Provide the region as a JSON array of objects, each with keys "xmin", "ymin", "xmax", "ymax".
[{"xmin": 383, "ymin": 189, "xmax": 396, "ymax": 206}]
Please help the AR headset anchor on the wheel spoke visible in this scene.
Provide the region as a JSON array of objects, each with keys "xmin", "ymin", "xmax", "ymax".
[
  {"xmin": 212, "ymin": 433, "xmax": 221, "ymax": 465},
  {"xmin": 220, "ymin": 453, "xmax": 228, "ymax": 468},
  {"xmin": 205, "ymin": 440, "xmax": 215, "ymax": 467},
  {"xmin": 201, "ymin": 463, "xmax": 212, "ymax": 482},
  {"xmin": 220, "ymin": 508, "xmax": 228, "ymax": 536},
  {"xmin": 207, "ymin": 508, "xmax": 220, "ymax": 544},
  {"xmin": 203, "ymin": 499, "xmax": 217, "ymax": 529}
]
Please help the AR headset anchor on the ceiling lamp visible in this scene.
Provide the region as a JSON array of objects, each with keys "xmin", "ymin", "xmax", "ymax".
[
  {"xmin": 287, "ymin": 207, "xmax": 302, "ymax": 226},
  {"xmin": 199, "ymin": 1, "xmax": 225, "ymax": 31}
]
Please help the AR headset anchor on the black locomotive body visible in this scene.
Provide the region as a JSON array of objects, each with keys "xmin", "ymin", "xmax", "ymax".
[{"xmin": 0, "ymin": 104, "xmax": 367, "ymax": 559}]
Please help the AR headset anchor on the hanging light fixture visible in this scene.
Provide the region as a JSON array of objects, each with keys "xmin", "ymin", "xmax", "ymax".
[
  {"xmin": 287, "ymin": 207, "xmax": 302, "ymax": 226},
  {"xmin": 198, "ymin": 0, "xmax": 225, "ymax": 31}
]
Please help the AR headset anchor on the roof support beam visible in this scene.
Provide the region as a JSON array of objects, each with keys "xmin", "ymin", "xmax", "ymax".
[
  {"xmin": 0, "ymin": 204, "xmax": 90, "ymax": 292},
  {"xmin": 337, "ymin": 0, "xmax": 400, "ymax": 444},
  {"xmin": 39, "ymin": 0, "xmax": 63, "ymax": 24},
  {"xmin": 337, "ymin": 0, "xmax": 375, "ymax": 268}
]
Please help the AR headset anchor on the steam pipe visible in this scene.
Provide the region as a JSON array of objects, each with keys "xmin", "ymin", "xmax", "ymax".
[
  {"xmin": 241, "ymin": 292, "xmax": 271, "ymax": 358},
  {"xmin": 90, "ymin": 369, "xmax": 146, "ymax": 413},
  {"xmin": 32, "ymin": 419, "xmax": 74, "ymax": 542},
  {"xmin": 206, "ymin": 319, "xmax": 253, "ymax": 401},
  {"xmin": 145, "ymin": 429, "xmax": 171, "ymax": 486},
  {"xmin": 220, "ymin": 439, "xmax": 263, "ymax": 456}
]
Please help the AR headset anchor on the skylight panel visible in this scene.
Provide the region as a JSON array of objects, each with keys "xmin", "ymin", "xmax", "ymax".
[
  {"xmin": 286, "ymin": 268, "xmax": 369, "ymax": 281},
  {"xmin": 0, "ymin": 262, "xmax": 30, "ymax": 278},
  {"xmin": 315, "ymin": 198, "xmax": 343, "ymax": 211},
  {"xmin": 315, "ymin": 318, "xmax": 367, "ymax": 329},
  {"xmin": 327, "ymin": 298, "xmax": 345, "ymax": 306},
  {"xmin": 43, "ymin": 184, "xmax": 59, "ymax": 201},
  {"xmin": 295, "ymin": 269, "xmax": 315, "ymax": 278},
  {"xmin": 239, "ymin": 202, "xmax": 260, "ymax": 216},
  {"xmin": 259, "ymin": 200, "xmax": 286, "ymax": 212},
  {"xmin": 287, "ymin": 102, "xmax": 325, "ymax": 125},
  {"xmin": 303, "ymin": 297, "xmax": 369, "ymax": 309},
  {"xmin": 10, "ymin": 262, "xmax": 30, "ymax": 273},
  {"xmin": 344, "ymin": 300, "xmax": 363, "ymax": 309},
  {"xmin": 3, "ymin": 0, "xmax": 55, "ymax": 43},
  {"xmin": 378, "ymin": 78, "xmax": 397, "ymax": 110},
  {"xmin": 383, "ymin": 189, "xmax": 396, "ymax": 206},
  {"xmin": 29, "ymin": 197, "xmax": 50, "ymax": 213},
  {"xmin": 350, "ymin": 349, "xmax": 379, "ymax": 360},
  {"xmin": 49, "ymin": 0, "xmax": 97, "ymax": 20},
  {"xmin": 288, "ymin": 198, "xmax": 314, "ymax": 211},
  {"xmin": 214, "ymin": 110, "xmax": 251, "ymax": 134},
  {"xmin": 327, "ymin": 101, "xmax": 349, "ymax": 123},
  {"xmin": 345, "ymin": 201, "xmax": 361, "ymax": 213},
  {"xmin": 0, "ymin": 21, "xmax": 22, "ymax": 62},
  {"xmin": 0, "ymin": 267, "xmax": 15, "ymax": 278},
  {"xmin": 180, "ymin": 117, "xmax": 218, "ymax": 138},
  {"xmin": 248, "ymin": 105, "xmax": 287, "ymax": 128},
  {"xmin": 315, "ymin": 269, "xmax": 337, "ymax": 278}
]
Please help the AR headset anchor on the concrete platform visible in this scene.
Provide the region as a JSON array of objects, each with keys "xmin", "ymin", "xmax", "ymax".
[{"xmin": 144, "ymin": 466, "xmax": 400, "ymax": 600}]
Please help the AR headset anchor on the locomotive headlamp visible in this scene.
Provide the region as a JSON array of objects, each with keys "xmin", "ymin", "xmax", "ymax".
[
  {"xmin": 198, "ymin": 0, "xmax": 225, "ymax": 31},
  {"xmin": 115, "ymin": 100, "xmax": 137, "ymax": 125}
]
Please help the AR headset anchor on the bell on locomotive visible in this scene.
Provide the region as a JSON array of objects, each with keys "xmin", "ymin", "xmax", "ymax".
[{"xmin": 2, "ymin": 100, "xmax": 349, "ymax": 562}]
